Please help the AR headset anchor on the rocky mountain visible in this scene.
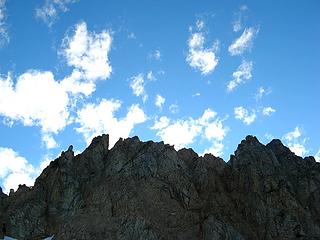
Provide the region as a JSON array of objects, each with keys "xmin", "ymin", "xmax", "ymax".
[{"xmin": 0, "ymin": 134, "xmax": 319, "ymax": 239}]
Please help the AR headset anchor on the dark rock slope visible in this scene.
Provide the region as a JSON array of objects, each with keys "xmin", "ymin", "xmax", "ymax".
[{"xmin": 0, "ymin": 135, "xmax": 319, "ymax": 239}]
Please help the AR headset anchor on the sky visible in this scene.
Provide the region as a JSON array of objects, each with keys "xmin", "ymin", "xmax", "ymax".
[{"xmin": 0, "ymin": 0, "xmax": 319, "ymax": 193}]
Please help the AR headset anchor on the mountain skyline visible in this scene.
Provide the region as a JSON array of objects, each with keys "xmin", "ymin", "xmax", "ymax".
[{"xmin": 0, "ymin": 0, "xmax": 319, "ymax": 192}]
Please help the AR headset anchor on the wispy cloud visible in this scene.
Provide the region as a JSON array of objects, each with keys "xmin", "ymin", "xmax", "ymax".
[
  {"xmin": 186, "ymin": 20, "xmax": 219, "ymax": 75},
  {"xmin": 76, "ymin": 99, "xmax": 146, "ymax": 147},
  {"xmin": 169, "ymin": 104, "xmax": 179, "ymax": 114},
  {"xmin": 0, "ymin": 0, "xmax": 9, "ymax": 46},
  {"xmin": 234, "ymin": 106, "xmax": 256, "ymax": 125},
  {"xmin": 262, "ymin": 106, "xmax": 276, "ymax": 116},
  {"xmin": 228, "ymin": 27, "xmax": 258, "ymax": 56},
  {"xmin": 232, "ymin": 5, "xmax": 248, "ymax": 32},
  {"xmin": 255, "ymin": 86, "xmax": 272, "ymax": 100},
  {"xmin": 147, "ymin": 71, "xmax": 156, "ymax": 81},
  {"xmin": 227, "ymin": 60, "xmax": 253, "ymax": 92},
  {"xmin": 153, "ymin": 50, "xmax": 161, "ymax": 60},
  {"xmin": 36, "ymin": 0, "xmax": 79, "ymax": 27}
]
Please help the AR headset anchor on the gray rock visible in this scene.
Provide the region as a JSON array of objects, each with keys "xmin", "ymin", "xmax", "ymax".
[{"xmin": 0, "ymin": 134, "xmax": 319, "ymax": 239}]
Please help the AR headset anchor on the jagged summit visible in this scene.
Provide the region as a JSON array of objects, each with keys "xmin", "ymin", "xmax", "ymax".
[{"xmin": 0, "ymin": 135, "xmax": 319, "ymax": 239}]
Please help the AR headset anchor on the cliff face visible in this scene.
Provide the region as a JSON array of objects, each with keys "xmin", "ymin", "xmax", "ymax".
[{"xmin": 0, "ymin": 135, "xmax": 319, "ymax": 240}]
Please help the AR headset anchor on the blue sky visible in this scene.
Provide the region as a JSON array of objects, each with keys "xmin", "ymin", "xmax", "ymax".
[{"xmin": 0, "ymin": 0, "xmax": 319, "ymax": 193}]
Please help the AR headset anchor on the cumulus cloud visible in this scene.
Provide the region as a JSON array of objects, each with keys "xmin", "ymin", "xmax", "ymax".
[
  {"xmin": 234, "ymin": 106, "xmax": 256, "ymax": 125},
  {"xmin": 0, "ymin": 0, "xmax": 9, "ymax": 46},
  {"xmin": 76, "ymin": 99, "xmax": 146, "ymax": 147},
  {"xmin": 0, "ymin": 147, "xmax": 51, "ymax": 193},
  {"xmin": 0, "ymin": 22, "xmax": 113, "ymax": 148},
  {"xmin": 262, "ymin": 107, "xmax": 276, "ymax": 116},
  {"xmin": 60, "ymin": 21, "xmax": 112, "ymax": 96},
  {"xmin": 130, "ymin": 73, "xmax": 148, "ymax": 102},
  {"xmin": 0, "ymin": 71, "xmax": 70, "ymax": 133},
  {"xmin": 186, "ymin": 20, "xmax": 219, "ymax": 75},
  {"xmin": 227, "ymin": 60, "xmax": 253, "ymax": 92},
  {"xmin": 151, "ymin": 109, "xmax": 228, "ymax": 156},
  {"xmin": 36, "ymin": 0, "xmax": 79, "ymax": 27},
  {"xmin": 282, "ymin": 127, "xmax": 308, "ymax": 157},
  {"xmin": 228, "ymin": 27, "xmax": 258, "ymax": 56},
  {"xmin": 155, "ymin": 94, "xmax": 165, "ymax": 109}
]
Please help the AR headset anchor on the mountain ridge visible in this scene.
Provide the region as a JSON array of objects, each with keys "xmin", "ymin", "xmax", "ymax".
[{"xmin": 0, "ymin": 134, "xmax": 319, "ymax": 239}]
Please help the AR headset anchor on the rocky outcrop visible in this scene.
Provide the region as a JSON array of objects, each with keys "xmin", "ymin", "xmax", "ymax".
[{"xmin": 0, "ymin": 135, "xmax": 319, "ymax": 239}]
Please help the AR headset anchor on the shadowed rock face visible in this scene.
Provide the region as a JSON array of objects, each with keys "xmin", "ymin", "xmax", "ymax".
[{"xmin": 0, "ymin": 134, "xmax": 319, "ymax": 239}]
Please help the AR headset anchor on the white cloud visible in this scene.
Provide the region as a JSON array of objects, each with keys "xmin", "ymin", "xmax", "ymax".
[
  {"xmin": 202, "ymin": 141, "xmax": 224, "ymax": 157},
  {"xmin": 60, "ymin": 21, "xmax": 112, "ymax": 94},
  {"xmin": 151, "ymin": 116, "xmax": 170, "ymax": 130},
  {"xmin": 282, "ymin": 127, "xmax": 308, "ymax": 157},
  {"xmin": 155, "ymin": 94, "xmax": 165, "ymax": 109},
  {"xmin": 255, "ymin": 86, "xmax": 272, "ymax": 100},
  {"xmin": 0, "ymin": 0, "xmax": 9, "ymax": 46},
  {"xmin": 232, "ymin": 5, "xmax": 248, "ymax": 32},
  {"xmin": 60, "ymin": 70, "xmax": 96, "ymax": 96},
  {"xmin": 283, "ymin": 127, "xmax": 302, "ymax": 142},
  {"xmin": 0, "ymin": 147, "xmax": 51, "ymax": 193},
  {"xmin": 232, "ymin": 20, "xmax": 242, "ymax": 33},
  {"xmin": 76, "ymin": 99, "xmax": 147, "ymax": 147},
  {"xmin": 42, "ymin": 133, "xmax": 58, "ymax": 149},
  {"xmin": 151, "ymin": 109, "xmax": 228, "ymax": 155},
  {"xmin": 288, "ymin": 143, "xmax": 307, "ymax": 157},
  {"xmin": 130, "ymin": 73, "xmax": 148, "ymax": 102},
  {"xmin": 265, "ymin": 132, "xmax": 274, "ymax": 141},
  {"xmin": 196, "ymin": 19, "xmax": 204, "ymax": 30},
  {"xmin": 153, "ymin": 50, "xmax": 161, "ymax": 60},
  {"xmin": 128, "ymin": 32, "xmax": 136, "ymax": 39},
  {"xmin": 0, "ymin": 21, "xmax": 113, "ymax": 149},
  {"xmin": 0, "ymin": 71, "xmax": 70, "ymax": 134},
  {"xmin": 228, "ymin": 27, "xmax": 258, "ymax": 56},
  {"xmin": 147, "ymin": 71, "xmax": 156, "ymax": 81},
  {"xmin": 0, "ymin": 147, "xmax": 35, "ymax": 193},
  {"xmin": 192, "ymin": 92, "xmax": 201, "ymax": 97},
  {"xmin": 204, "ymin": 120, "xmax": 227, "ymax": 141},
  {"xmin": 234, "ymin": 106, "xmax": 256, "ymax": 125},
  {"xmin": 262, "ymin": 107, "xmax": 276, "ymax": 116},
  {"xmin": 186, "ymin": 21, "xmax": 219, "ymax": 75},
  {"xmin": 227, "ymin": 60, "xmax": 253, "ymax": 92},
  {"xmin": 155, "ymin": 120, "xmax": 201, "ymax": 149},
  {"xmin": 36, "ymin": 0, "xmax": 79, "ymax": 27},
  {"xmin": 169, "ymin": 104, "xmax": 179, "ymax": 114},
  {"xmin": 315, "ymin": 150, "xmax": 320, "ymax": 162}
]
